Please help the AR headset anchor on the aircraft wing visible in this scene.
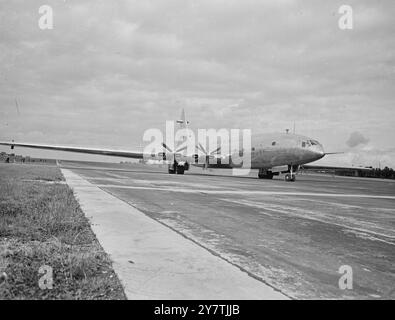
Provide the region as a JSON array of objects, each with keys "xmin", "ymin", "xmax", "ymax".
[{"xmin": 0, "ymin": 141, "xmax": 145, "ymax": 159}]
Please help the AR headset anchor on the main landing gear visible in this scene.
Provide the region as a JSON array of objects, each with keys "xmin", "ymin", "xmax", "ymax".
[{"xmin": 168, "ymin": 161, "xmax": 185, "ymax": 175}]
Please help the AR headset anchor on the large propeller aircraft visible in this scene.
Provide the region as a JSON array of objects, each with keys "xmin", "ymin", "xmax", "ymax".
[{"xmin": 0, "ymin": 109, "xmax": 367, "ymax": 182}]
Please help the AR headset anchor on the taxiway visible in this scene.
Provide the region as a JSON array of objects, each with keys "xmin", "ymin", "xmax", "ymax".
[{"xmin": 61, "ymin": 161, "xmax": 395, "ymax": 299}]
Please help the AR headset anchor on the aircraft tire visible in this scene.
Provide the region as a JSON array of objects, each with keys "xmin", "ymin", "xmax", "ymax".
[
  {"xmin": 285, "ymin": 173, "xmax": 296, "ymax": 182},
  {"xmin": 168, "ymin": 165, "xmax": 176, "ymax": 174},
  {"xmin": 176, "ymin": 165, "xmax": 185, "ymax": 175}
]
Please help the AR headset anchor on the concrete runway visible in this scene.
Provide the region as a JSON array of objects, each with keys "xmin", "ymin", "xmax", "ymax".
[{"xmin": 61, "ymin": 161, "xmax": 395, "ymax": 299}]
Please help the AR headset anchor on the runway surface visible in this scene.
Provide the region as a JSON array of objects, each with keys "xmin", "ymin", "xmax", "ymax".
[{"xmin": 61, "ymin": 161, "xmax": 395, "ymax": 299}]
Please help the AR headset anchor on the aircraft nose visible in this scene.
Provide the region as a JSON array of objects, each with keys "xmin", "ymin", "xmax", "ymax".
[{"xmin": 315, "ymin": 144, "xmax": 325, "ymax": 158}]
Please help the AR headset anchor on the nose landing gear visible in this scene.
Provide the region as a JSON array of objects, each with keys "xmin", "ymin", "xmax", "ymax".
[
  {"xmin": 285, "ymin": 164, "xmax": 297, "ymax": 182},
  {"xmin": 284, "ymin": 173, "xmax": 296, "ymax": 182}
]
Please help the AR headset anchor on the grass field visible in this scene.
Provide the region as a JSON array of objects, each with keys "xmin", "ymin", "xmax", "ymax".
[{"xmin": 0, "ymin": 163, "xmax": 126, "ymax": 299}]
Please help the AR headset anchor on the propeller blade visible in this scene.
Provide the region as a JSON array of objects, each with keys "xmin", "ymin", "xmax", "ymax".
[
  {"xmin": 197, "ymin": 143, "xmax": 207, "ymax": 155},
  {"xmin": 175, "ymin": 144, "xmax": 188, "ymax": 153},
  {"xmin": 161, "ymin": 142, "xmax": 173, "ymax": 153},
  {"xmin": 210, "ymin": 146, "xmax": 221, "ymax": 155}
]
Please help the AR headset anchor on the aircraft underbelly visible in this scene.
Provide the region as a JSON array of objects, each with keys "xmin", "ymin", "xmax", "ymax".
[{"xmin": 252, "ymin": 148, "xmax": 307, "ymax": 168}]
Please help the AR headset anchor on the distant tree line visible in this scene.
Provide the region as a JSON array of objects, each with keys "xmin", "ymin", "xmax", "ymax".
[
  {"xmin": 336, "ymin": 167, "xmax": 395, "ymax": 180},
  {"xmin": 370, "ymin": 167, "xmax": 395, "ymax": 179}
]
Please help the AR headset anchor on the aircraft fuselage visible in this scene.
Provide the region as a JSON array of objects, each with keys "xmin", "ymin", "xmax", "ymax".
[{"xmin": 189, "ymin": 133, "xmax": 325, "ymax": 170}]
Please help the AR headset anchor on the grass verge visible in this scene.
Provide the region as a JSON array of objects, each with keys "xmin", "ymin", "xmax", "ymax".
[{"xmin": 0, "ymin": 163, "xmax": 126, "ymax": 299}]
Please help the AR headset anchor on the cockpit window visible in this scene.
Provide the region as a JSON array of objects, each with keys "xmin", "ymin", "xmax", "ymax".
[{"xmin": 303, "ymin": 140, "xmax": 319, "ymax": 147}]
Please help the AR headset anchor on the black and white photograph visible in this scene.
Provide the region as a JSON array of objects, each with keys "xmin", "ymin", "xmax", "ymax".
[{"xmin": 0, "ymin": 0, "xmax": 394, "ymax": 308}]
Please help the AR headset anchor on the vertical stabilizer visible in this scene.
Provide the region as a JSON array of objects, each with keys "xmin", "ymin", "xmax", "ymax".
[{"xmin": 175, "ymin": 108, "xmax": 191, "ymax": 153}]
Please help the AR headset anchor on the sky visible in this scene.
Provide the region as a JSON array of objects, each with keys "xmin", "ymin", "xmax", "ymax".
[{"xmin": 0, "ymin": 0, "xmax": 394, "ymax": 167}]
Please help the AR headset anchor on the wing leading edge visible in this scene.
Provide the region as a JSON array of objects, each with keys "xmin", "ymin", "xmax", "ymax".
[{"xmin": 0, "ymin": 141, "xmax": 145, "ymax": 159}]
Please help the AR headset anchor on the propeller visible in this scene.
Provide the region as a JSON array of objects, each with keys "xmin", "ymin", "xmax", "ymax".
[
  {"xmin": 196, "ymin": 143, "xmax": 221, "ymax": 170},
  {"xmin": 161, "ymin": 141, "xmax": 222, "ymax": 170},
  {"xmin": 160, "ymin": 142, "xmax": 189, "ymax": 163}
]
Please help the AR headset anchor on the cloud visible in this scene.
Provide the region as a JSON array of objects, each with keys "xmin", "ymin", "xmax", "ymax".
[{"xmin": 346, "ymin": 131, "xmax": 370, "ymax": 148}]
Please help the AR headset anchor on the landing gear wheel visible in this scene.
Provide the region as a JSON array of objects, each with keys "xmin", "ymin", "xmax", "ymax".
[
  {"xmin": 176, "ymin": 165, "xmax": 185, "ymax": 175},
  {"xmin": 285, "ymin": 173, "xmax": 296, "ymax": 182},
  {"xmin": 168, "ymin": 163, "xmax": 176, "ymax": 174}
]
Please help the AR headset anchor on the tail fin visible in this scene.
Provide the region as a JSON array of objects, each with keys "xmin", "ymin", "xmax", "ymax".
[
  {"xmin": 175, "ymin": 108, "xmax": 192, "ymax": 153},
  {"xmin": 176, "ymin": 108, "xmax": 189, "ymax": 129}
]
